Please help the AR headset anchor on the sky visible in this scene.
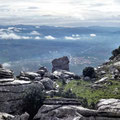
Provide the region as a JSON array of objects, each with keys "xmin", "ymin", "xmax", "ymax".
[{"xmin": 0, "ymin": 0, "xmax": 120, "ymax": 27}]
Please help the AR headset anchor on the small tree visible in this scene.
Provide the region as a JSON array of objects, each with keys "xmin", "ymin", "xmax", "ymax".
[
  {"xmin": 83, "ymin": 67, "xmax": 95, "ymax": 78},
  {"xmin": 22, "ymin": 86, "xmax": 46, "ymax": 120},
  {"xmin": 110, "ymin": 46, "xmax": 120, "ymax": 60}
]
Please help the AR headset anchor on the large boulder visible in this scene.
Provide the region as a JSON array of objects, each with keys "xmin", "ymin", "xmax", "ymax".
[
  {"xmin": 52, "ymin": 56, "xmax": 70, "ymax": 72},
  {"xmin": 0, "ymin": 80, "xmax": 44, "ymax": 114},
  {"xmin": 41, "ymin": 78, "xmax": 55, "ymax": 90}
]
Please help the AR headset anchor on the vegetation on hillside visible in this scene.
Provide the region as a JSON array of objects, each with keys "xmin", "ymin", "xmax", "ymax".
[{"xmin": 56, "ymin": 78, "xmax": 120, "ymax": 109}]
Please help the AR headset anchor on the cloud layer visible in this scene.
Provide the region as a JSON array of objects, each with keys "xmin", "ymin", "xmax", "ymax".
[{"xmin": 0, "ymin": 0, "xmax": 120, "ymax": 26}]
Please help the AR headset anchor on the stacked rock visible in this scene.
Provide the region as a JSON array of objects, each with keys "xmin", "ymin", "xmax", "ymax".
[{"xmin": 0, "ymin": 64, "xmax": 14, "ymax": 83}]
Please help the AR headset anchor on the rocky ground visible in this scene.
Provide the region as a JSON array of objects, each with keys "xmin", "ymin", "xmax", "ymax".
[{"xmin": 0, "ymin": 48, "xmax": 120, "ymax": 120}]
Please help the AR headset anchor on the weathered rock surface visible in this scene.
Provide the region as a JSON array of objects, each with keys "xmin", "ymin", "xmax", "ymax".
[
  {"xmin": 12, "ymin": 112, "xmax": 29, "ymax": 120},
  {"xmin": 52, "ymin": 56, "xmax": 69, "ymax": 72},
  {"xmin": 41, "ymin": 78, "xmax": 55, "ymax": 90},
  {"xmin": 0, "ymin": 112, "xmax": 14, "ymax": 120},
  {"xmin": 53, "ymin": 70, "xmax": 80, "ymax": 81},
  {"xmin": 0, "ymin": 68, "xmax": 14, "ymax": 79},
  {"xmin": 37, "ymin": 67, "xmax": 48, "ymax": 77},
  {"xmin": 34, "ymin": 98, "xmax": 120, "ymax": 120},
  {"xmin": 0, "ymin": 80, "xmax": 44, "ymax": 114},
  {"xmin": 18, "ymin": 71, "xmax": 40, "ymax": 81},
  {"xmin": 94, "ymin": 77, "xmax": 108, "ymax": 84},
  {"xmin": 97, "ymin": 99, "xmax": 120, "ymax": 113}
]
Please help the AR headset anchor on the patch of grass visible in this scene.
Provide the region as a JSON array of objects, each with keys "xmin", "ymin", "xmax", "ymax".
[{"xmin": 60, "ymin": 79, "xmax": 120, "ymax": 108}]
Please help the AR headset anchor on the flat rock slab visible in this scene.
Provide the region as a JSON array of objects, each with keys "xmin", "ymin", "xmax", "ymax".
[{"xmin": 0, "ymin": 78, "xmax": 14, "ymax": 83}]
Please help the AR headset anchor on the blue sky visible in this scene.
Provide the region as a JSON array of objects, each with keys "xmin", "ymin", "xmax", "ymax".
[{"xmin": 0, "ymin": 0, "xmax": 120, "ymax": 27}]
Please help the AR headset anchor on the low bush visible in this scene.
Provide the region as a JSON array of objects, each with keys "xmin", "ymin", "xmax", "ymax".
[
  {"xmin": 83, "ymin": 67, "xmax": 96, "ymax": 78},
  {"xmin": 22, "ymin": 86, "xmax": 46, "ymax": 120}
]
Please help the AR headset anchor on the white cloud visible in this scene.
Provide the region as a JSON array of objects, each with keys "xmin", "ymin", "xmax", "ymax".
[
  {"xmin": 0, "ymin": 33, "xmax": 21, "ymax": 39},
  {"xmin": 35, "ymin": 36, "xmax": 41, "ymax": 40},
  {"xmin": 22, "ymin": 36, "xmax": 32, "ymax": 39},
  {"xmin": 44, "ymin": 35, "xmax": 56, "ymax": 40},
  {"xmin": 30, "ymin": 31, "xmax": 40, "ymax": 35},
  {"xmin": 65, "ymin": 34, "xmax": 81, "ymax": 40},
  {"xmin": 65, "ymin": 36, "xmax": 76, "ymax": 40},
  {"xmin": 90, "ymin": 34, "xmax": 96, "ymax": 37},
  {"xmin": 0, "ymin": 32, "xmax": 32, "ymax": 40}
]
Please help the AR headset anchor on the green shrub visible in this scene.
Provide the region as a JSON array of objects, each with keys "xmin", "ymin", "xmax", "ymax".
[
  {"xmin": 83, "ymin": 67, "xmax": 96, "ymax": 78},
  {"xmin": 22, "ymin": 86, "xmax": 46, "ymax": 120}
]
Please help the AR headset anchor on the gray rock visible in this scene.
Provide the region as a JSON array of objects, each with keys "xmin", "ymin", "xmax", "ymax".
[
  {"xmin": 0, "ymin": 68, "xmax": 14, "ymax": 79},
  {"xmin": 19, "ymin": 71, "xmax": 40, "ymax": 80},
  {"xmin": 52, "ymin": 56, "xmax": 69, "ymax": 72},
  {"xmin": 0, "ymin": 80, "xmax": 44, "ymax": 114},
  {"xmin": 34, "ymin": 99, "xmax": 120, "ymax": 120},
  {"xmin": 34, "ymin": 105, "xmax": 88, "ymax": 120},
  {"xmin": 84, "ymin": 76, "xmax": 91, "ymax": 81},
  {"xmin": 37, "ymin": 67, "xmax": 48, "ymax": 77},
  {"xmin": 0, "ymin": 112, "xmax": 14, "ymax": 120},
  {"xmin": 100, "ymin": 71, "xmax": 106, "ymax": 75},
  {"xmin": 12, "ymin": 112, "xmax": 29, "ymax": 120},
  {"xmin": 97, "ymin": 99, "xmax": 120, "ymax": 114},
  {"xmin": 53, "ymin": 70, "xmax": 80, "ymax": 80},
  {"xmin": 95, "ymin": 77, "xmax": 108, "ymax": 84},
  {"xmin": 0, "ymin": 78, "xmax": 14, "ymax": 83},
  {"xmin": 19, "ymin": 76, "xmax": 30, "ymax": 81},
  {"xmin": 34, "ymin": 77, "xmax": 42, "ymax": 81},
  {"xmin": 41, "ymin": 78, "xmax": 55, "ymax": 90}
]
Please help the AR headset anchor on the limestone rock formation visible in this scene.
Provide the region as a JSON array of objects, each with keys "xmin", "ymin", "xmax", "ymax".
[
  {"xmin": 97, "ymin": 99, "xmax": 120, "ymax": 113},
  {"xmin": 12, "ymin": 112, "xmax": 29, "ymax": 120},
  {"xmin": 41, "ymin": 78, "xmax": 55, "ymax": 90},
  {"xmin": 52, "ymin": 56, "xmax": 69, "ymax": 72},
  {"xmin": 0, "ymin": 112, "xmax": 14, "ymax": 120},
  {"xmin": 18, "ymin": 71, "xmax": 40, "ymax": 81},
  {"xmin": 53, "ymin": 70, "xmax": 80, "ymax": 81},
  {"xmin": 0, "ymin": 68, "xmax": 14, "ymax": 79},
  {"xmin": 37, "ymin": 67, "xmax": 48, "ymax": 77},
  {"xmin": 34, "ymin": 98, "xmax": 120, "ymax": 120},
  {"xmin": 0, "ymin": 80, "xmax": 44, "ymax": 114}
]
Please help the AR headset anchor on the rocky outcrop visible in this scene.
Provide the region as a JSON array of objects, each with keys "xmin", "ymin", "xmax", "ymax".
[
  {"xmin": 0, "ymin": 68, "xmax": 14, "ymax": 79},
  {"xmin": 18, "ymin": 71, "xmax": 40, "ymax": 81},
  {"xmin": 53, "ymin": 70, "xmax": 80, "ymax": 81},
  {"xmin": 34, "ymin": 99, "xmax": 120, "ymax": 120},
  {"xmin": 37, "ymin": 67, "xmax": 48, "ymax": 77},
  {"xmin": 12, "ymin": 112, "xmax": 29, "ymax": 120},
  {"xmin": 97, "ymin": 99, "xmax": 120, "ymax": 113},
  {"xmin": 0, "ymin": 80, "xmax": 44, "ymax": 114},
  {"xmin": 52, "ymin": 56, "xmax": 69, "ymax": 72},
  {"xmin": 94, "ymin": 77, "xmax": 108, "ymax": 84},
  {"xmin": 41, "ymin": 78, "xmax": 55, "ymax": 90},
  {"xmin": 0, "ymin": 112, "xmax": 14, "ymax": 120}
]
